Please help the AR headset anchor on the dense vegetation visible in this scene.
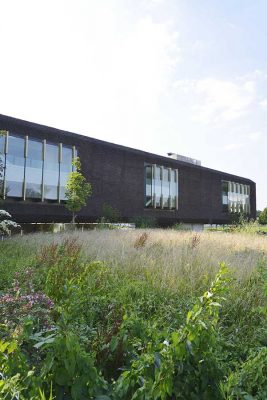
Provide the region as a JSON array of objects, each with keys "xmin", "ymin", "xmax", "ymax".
[{"xmin": 1, "ymin": 229, "xmax": 267, "ymax": 399}]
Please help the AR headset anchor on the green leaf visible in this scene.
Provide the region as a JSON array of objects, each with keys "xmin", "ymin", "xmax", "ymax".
[
  {"xmin": 209, "ymin": 302, "xmax": 222, "ymax": 307},
  {"xmin": 110, "ymin": 336, "xmax": 119, "ymax": 352},
  {"xmin": 7, "ymin": 341, "xmax": 17, "ymax": 354},
  {"xmin": 154, "ymin": 353, "xmax": 161, "ymax": 369}
]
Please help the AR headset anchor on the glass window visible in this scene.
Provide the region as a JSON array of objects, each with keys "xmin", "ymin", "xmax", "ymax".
[
  {"xmin": 60, "ymin": 146, "xmax": 73, "ymax": 200},
  {"xmin": 0, "ymin": 134, "xmax": 5, "ymax": 196},
  {"xmin": 25, "ymin": 139, "xmax": 43, "ymax": 199},
  {"xmin": 43, "ymin": 143, "xmax": 59, "ymax": 200},
  {"xmin": 145, "ymin": 164, "xmax": 178, "ymax": 210},
  {"xmin": 170, "ymin": 170, "xmax": 177, "ymax": 209},
  {"xmin": 162, "ymin": 168, "xmax": 170, "ymax": 209},
  {"xmin": 222, "ymin": 181, "xmax": 229, "ymax": 212},
  {"xmin": 145, "ymin": 165, "xmax": 153, "ymax": 207},
  {"xmin": 223, "ymin": 180, "xmax": 250, "ymax": 215},
  {"xmin": 0, "ymin": 134, "xmax": 5, "ymax": 154},
  {"xmin": 154, "ymin": 166, "xmax": 161, "ymax": 208},
  {"xmin": 5, "ymin": 135, "xmax": 25, "ymax": 198}
]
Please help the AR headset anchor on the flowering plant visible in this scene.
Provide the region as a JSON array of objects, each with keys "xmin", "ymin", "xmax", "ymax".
[
  {"xmin": 0, "ymin": 268, "xmax": 54, "ymax": 333},
  {"xmin": 0, "ymin": 209, "xmax": 20, "ymax": 236}
]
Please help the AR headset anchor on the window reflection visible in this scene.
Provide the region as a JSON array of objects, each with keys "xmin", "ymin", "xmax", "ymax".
[
  {"xmin": 170, "ymin": 170, "xmax": 177, "ymax": 209},
  {"xmin": 60, "ymin": 146, "xmax": 72, "ymax": 200},
  {"xmin": 145, "ymin": 165, "xmax": 153, "ymax": 207},
  {"xmin": 43, "ymin": 143, "xmax": 59, "ymax": 200},
  {"xmin": 154, "ymin": 166, "xmax": 162, "ymax": 208},
  {"xmin": 221, "ymin": 181, "xmax": 228, "ymax": 212},
  {"xmin": 25, "ymin": 139, "xmax": 43, "ymax": 199},
  {"xmin": 162, "ymin": 168, "xmax": 169, "ymax": 209},
  {"xmin": 0, "ymin": 134, "xmax": 5, "ymax": 196},
  {"xmin": 145, "ymin": 164, "xmax": 178, "ymax": 210},
  {"xmin": 5, "ymin": 135, "xmax": 25, "ymax": 198},
  {"xmin": 3, "ymin": 133, "xmax": 74, "ymax": 202},
  {"xmin": 222, "ymin": 180, "xmax": 250, "ymax": 214}
]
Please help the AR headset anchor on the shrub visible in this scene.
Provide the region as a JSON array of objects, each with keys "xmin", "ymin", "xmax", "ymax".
[
  {"xmin": 102, "ymin": 203, "xmax": 121, "ymax": 223},
  {"xmin": 0, "ymin": 268, "xmax": 54, "ymax": 333},
  {"xmin": 0, "ymin": 209, "xmax": 20, "ymax": 236},
  {"xmin": 259, "ymin": 208, "xmax": 267, "ymax": 225},
  {"xmin": 223, "ymin": 347, "xmax": 267, "ymax": 399},
  {"xmin": 113, "ymin": 263, "xmax": 229, "ymax": 400},
  {"xmin": 36, "ymin": 238, "xmax": 84, "ymax": 302},
  {"xmin": 132, "ymin": 216, "xmax": 157, "ymax": 228}
]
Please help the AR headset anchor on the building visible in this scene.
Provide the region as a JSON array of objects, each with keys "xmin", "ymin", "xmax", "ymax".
[{"xmin": 0, "ymin": 114, "xmax": 256, "ymax": 225}]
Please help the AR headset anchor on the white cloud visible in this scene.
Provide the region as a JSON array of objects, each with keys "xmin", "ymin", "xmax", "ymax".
[
  {"xmin": 259, "ymin": 99, "xmax": 267, "ymax": 109},
  {"xmin": 247, "ymin": 131, "xmax": 263, "ymax": 141},
  {"xmin": 175, "ymin": 77, "xmax": 255, "ymax": 124},
  {"xmin": 224, "ymin": 143, "xmax": 245, "ymax": 151}
]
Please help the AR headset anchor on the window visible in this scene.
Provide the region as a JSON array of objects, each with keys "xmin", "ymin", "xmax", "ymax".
[
  {"xmin": 0, "ymin": 133, "xmax": 6, "ymax": 197},
  {"xmin": 222, "ymin": 181, "xmax": 229, "ymax": 213},
  {"xmin": 43, "ymin": 143, "xmax": 59, "ymax": 201},
  {"xmin": 145, "ymin": 163, "xmax": 178, "ymax": 210},
  {"xmin": 25, "ymin": 138, "xmax": 43, "ymax": 199},
  {"xmin": 145, "ymin": 165, "xmax": 153, "ymax": 207},
  {"xmin": 154, "ymin": 165, "xmax": 162, "ymax": 208},
  {"xmin": 5, "ymin": 135, "xmax": 25, "ymax": 198},
  {"xmin": 162, "ymin": 168, "xmax": 170, "ymax": 209},
  {"xmin": 60, "ymin": 146, "xmax": 73, "ymax": 200},
  {"xmin": 222, "ymin": 180, "xmax": 250, "ymax": 214},
  {"xmin": 2, "ymin": 131, "xmax": 75, "ymax": 202},
  {"xmin": 170, "ymin": 169, "xmax": 177, "ymax": 209}
]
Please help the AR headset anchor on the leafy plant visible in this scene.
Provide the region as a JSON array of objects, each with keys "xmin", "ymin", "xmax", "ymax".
[
  {"xmin": 132, "ymin": 216, "xmax": 157, "ymax": 228},
  {"xmin": 0, "ymin": 268, "xmax": 54, "ymax": 333},
  {"xmin": 38, "ymin": 327, "xmax": 108, "ymax": 400},
  {"xmin": 102, "ymin": 203, "xmax": 121, "ymax": 223},
  {"xmin": 0, "ymin": 336, "xmax": 48, "ymax": 399},
  {"xmin": 223, "ymin": 348, "xmax": 267, "ymax": 399},
  {"xmin": 36, "ymin": 238, "xmax": 84, "ymax": 302},
  {"xmin": 114, "ymin": 263, "xmax": 229, "ymax": 400},
  {"xmin": 258, "ymin": 208, "xmax": 267, "ymax": 225},
  {"xmin": 65, "ymin": 157, "xmax": 92, "ymax": 223},
  {"xmin": 0, "ymin": 209, "xmax": 20, "ymax": 236}
]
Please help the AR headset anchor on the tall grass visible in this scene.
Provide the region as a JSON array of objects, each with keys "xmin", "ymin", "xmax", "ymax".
[{"xmin": 5, "ymin": 228, "xmax": 266, "ymax": 280}]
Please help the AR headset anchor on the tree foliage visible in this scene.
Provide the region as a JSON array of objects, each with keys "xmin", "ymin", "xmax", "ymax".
[
  {"xmin": 258, "ymin": 208, "xmax": 267, "ymax": 225},
  {"xmin": 65, "ymin": 157, "xmax": 92, "ymax": 223}
]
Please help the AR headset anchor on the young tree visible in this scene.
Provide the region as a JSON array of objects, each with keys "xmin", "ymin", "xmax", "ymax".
[
  {"xmin": 65, "ymin": 157, "xmax": 92, "ymax": 223},
  {"xmin": 258, "ymin": 208, "xmax": 267, "ymax": 225}
]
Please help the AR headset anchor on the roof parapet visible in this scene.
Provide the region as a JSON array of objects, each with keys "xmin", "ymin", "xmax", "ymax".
[{"xmin": 167, "ymin": 152, "xmax": 201, "ymax": 166}]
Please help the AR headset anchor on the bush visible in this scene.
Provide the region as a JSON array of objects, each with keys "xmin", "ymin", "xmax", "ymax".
[
  {"xmin": 131, "ymin": 215, "xmax": 157, "ymax": 228},
  {"xmin": 102, "ymin": 203, "xmax": 121, "ymax": 223},
  {"xmin": 259, "ymin": 208, "xmax": 267, "ymax": 225},
  {"xmin": 0, "ymin": 209, "xmax": 20, "ymax": 236}
]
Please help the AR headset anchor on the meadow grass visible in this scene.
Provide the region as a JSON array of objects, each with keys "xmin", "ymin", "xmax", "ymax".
[{"xmin": 4, "ymin": 228, "xmax": 267, "ymax": 282}]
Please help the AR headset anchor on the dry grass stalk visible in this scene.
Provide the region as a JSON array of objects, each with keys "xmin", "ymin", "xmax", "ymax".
[{"xmin": 134, "ymin": 232, "xmax": 148, "ymax": 249}]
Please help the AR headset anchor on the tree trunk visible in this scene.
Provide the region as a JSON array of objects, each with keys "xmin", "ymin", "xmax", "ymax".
[{"xmin": 72, "ymin": 212, "xmax": 76, "ymax": 224}]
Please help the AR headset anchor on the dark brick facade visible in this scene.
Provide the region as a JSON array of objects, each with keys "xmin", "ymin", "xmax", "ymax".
[{"xmin": 0, "ymin": 114, "xmax": 256, "ymax": 224}]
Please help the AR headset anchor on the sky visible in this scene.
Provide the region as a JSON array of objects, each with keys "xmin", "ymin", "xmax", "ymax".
[{"xmin": 0, "ymin": 0, "xmax": 266, "ymax": 209}]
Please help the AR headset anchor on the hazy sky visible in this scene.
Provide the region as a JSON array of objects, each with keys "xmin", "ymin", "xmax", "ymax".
[{"xmin": 0, "ymin": 0, "xmax": 266, "ymax": 209}]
